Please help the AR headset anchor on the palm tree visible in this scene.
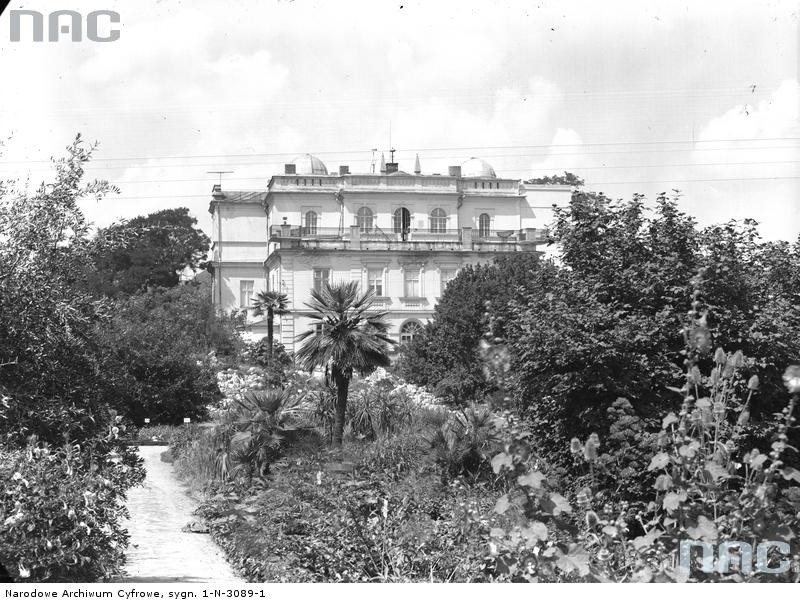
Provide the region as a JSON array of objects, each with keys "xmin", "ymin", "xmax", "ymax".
[
  {"xmin": 251, "ymin": 290, "xmax": 289, "ymax": 357},
  {"xmin": 296, "ymin": 281, "xmax": 395, "ymax": 446}
]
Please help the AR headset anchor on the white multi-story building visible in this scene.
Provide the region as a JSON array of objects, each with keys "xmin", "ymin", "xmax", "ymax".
[{"xmin": 208, "ymin": 153, "xmax": 571, "ymax": 352}]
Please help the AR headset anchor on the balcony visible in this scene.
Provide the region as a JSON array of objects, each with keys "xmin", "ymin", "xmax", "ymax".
[{"xmin": 269, "ymin": 225, "xmax": 547, "ymax": 252}]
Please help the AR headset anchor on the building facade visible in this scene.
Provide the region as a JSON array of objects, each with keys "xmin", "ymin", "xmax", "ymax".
[{"xmin": 208, "ymin": 153, "xmax": 571, "ymax": 352}]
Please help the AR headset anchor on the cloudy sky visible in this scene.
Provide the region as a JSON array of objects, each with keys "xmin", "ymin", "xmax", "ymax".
[{"xmin": 0, "ymin": 0, "xmax": 797, "ymax": 241}]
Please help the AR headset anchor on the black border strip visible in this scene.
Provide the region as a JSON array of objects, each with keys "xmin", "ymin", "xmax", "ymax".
[{"xmin": 0, "ymin": 1, "xmax": 10, "ymax": 19}]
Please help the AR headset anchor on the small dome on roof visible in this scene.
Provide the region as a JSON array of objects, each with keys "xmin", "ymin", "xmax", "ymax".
[
  {"xmin": 290, "ymin": 154, "xmax": 328, "ymax": 175},
  {"xmin": 461, "ymin": 157, "xmax": 496, "ymax": 178}
]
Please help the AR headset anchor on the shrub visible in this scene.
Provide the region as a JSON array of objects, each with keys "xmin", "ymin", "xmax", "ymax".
[
  {"xmin": 395, "ymin": 254, "xmax": 541, "ymax": 405},
  {"xmin": 0, "ymin": 137, "xmax": 120, "ymax": 445},
  {"xmin": 134, "ymin": 424, "xmax": 189, "ymax": 444},
  {"xmin": 95, "ymin": 283, "xmax": 239, "ymax": 425},
  {"xmin": 174, "ymin": 388, "xmax": 315, "ymax": 492},
  {"xmin": 483, "ymin": 321, "xmax": 800, "ymax": 582},
  {"xmin": 347, "ymin": 379, "xmax": 412, "ymax": 440},
  {"xmin": 0, "ymin": 421, "xmax": 144, "ymax": 581},
  {"xmin": 426, "ymin": 405, "xmax": 503, "ymax": 482},
  {"xmin": 355, "ymin": 432, "xmax": 429, "ymax": 481},
  {"xmin": 495, "ymin": 196, "xmax": 800, "ymax": 466},
  {"xmin": 212, "ymin": 364, "xmax": 275, "ymax": 421},
  {"xmin": 242, "ymin": 339, "xmax": 293, "ymax": 387},
  {"xmin": 0, "ymin": 139, "xmax": 148, "ymax": 582},
  {"xmin": 194, "ymin": 444, "xmax": 490, "ymax": 582},
  {"xmin": 302, "ymin": 368, "xmax": 448, "ymax": 444},
  {"xmin": 172, "ymin": 426, "xmax": 228, "ymax": 491}
]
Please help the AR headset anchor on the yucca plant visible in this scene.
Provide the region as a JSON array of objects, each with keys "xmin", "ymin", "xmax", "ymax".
[
  {"xmin": 216, "ymin": 388, "xmax": 312, "ymax": 486},
  {"xmin": 426, "ymin": 404, "xmax": 501, "ymax": 480},
  {"xmin": 348, "ymin": 382, "xmax": 412, "ymax": 440}
]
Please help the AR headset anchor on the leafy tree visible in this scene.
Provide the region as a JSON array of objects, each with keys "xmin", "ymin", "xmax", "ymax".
[
  {"xmin": 525, "ymin": 171, "xmax": 584, "ymax": 186},
  {"xmin": 0, "ymin": 136, "xmax": 120, "ymax": 443},
  {"xmin": 395, "ymin": 254, "xmax": 541, "ymax": 404},
  {"xmin": 506, "ymin": 263, "xmax": 677, "ymax": 452},
  {"xmin": 504, "ymin": 191, "xmax": 800, "ymax": 455},
  {"xmin": 295, "ymin": 282, "xmax": 394, "ymax": 446},
  {"xmin": 251, "ymin": 290, "xmax": 289, "ymax": 356},
  {"xmin": 95, "ymin": 281, "xmax": 243, "ymax": 424},
  {"xmin": 88, "ymin": 207, "xmax": 210, "ymax": 296}
]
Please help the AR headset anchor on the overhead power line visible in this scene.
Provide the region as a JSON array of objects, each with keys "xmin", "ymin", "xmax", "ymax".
[
  {"xmin": 4, "ymin": 144, "xmax": 798, "ymax": 175},
  {"xmin": 71, "ymin": 159, "xmax": 800, "ymax": 186},
  {"xmin": 1, "ymin": 136, "xmax": 798, "ymax": 165},
  {"xmin": 96, "ymin": 175, "xmax": 800, "ymax": 202}
]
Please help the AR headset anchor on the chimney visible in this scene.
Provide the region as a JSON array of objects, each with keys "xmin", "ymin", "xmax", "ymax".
[
  {"xmin": 339, "ymin": 165, "xmax": 350, "ymax": 175},
  {"xmin": 386, "ymin": 162, "xmax": 399, "ymax": 174},
  {"xmin": 212, "ymin": 184, "xmax": 224, "ymax": 200},
  {"xmin": 448, "ymin": 165, "xmax": 462, "ymax": 178},
  {"xmin": 414, "ymin": 153, "xmax": 421, "ymax": 175},
  {"xmin": 284, "ymin": 163, "xmax": 296, "ymax": 175}
]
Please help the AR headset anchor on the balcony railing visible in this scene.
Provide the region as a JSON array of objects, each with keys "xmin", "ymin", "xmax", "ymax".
[
  {"xmin": 296, "ymin": 226, "xmax": 348, "ymax": 239},
  {"xmin": 269, "ymin": 225, "xmax": 547, "ymax": 250},
  {"xmin": 366, "ymin": 228, "xmax": 463, "ymax": 243},
  {"xmin": 271, "ymin": 225, "xmax": 463, "ymax": 240}
]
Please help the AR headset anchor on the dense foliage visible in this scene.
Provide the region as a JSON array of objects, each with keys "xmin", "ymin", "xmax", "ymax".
[
  {"xmin": 506, "ymin": 193, "xmax": 800, "ymax": 455},
  {"xmin": 395, "ymin": 254, "xmax": 541, "ymax": 404},
  {"xmin": 241, "ymin": 338, "xmax": 293, "ymax": 388},
  {"xmin": 0, "ymin": 138, "xmax": 235, "ymax": 581},
  {"xmin": 483, "ymin": 338, "xmax": 800, "ymax": 582},
  {"xmin": 87, "ymin": 208, "xmax": 210, "ymax": 297},
  {"xmin": 401, "ymin": 192, "xmax": 800, "ymax": 463},
  {"xmin": 94, "ymin": 282, "xmax": 241, "ymax": 424},
  {"xmin": 168, "ymin": 369, "xmax": 493, "ymax": 582},
  {"xmin": 525, "ymin": 172, "xmax": 584, "ymax": 187},
  {"xmin": 0, "ymin": 414, "xmax": 144, "ymax": 582},
  {"xmin": 5, "ymin": 137, "xmax": 798, "ymax": 583},
  {"xmin": 0, "ymin": 138, "xmax": 120, "ymax": 444},
  {"xmin": 171, "ymin": 343, "xmax": 800, "ymax": 582},
  {"xmin": 0, "ymin": 138, "xmax": 149, "ymax": 580}
]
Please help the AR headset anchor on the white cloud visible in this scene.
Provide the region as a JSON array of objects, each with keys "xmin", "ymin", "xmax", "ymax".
[
  {"xmin": 691, "ymin": 79, "xmax": 799, "ymax": 176},
  {"xmin": 1, "ymin": 1, "xmax": 797, "ymax": 241},
  {"xmin": 529, "ymin": 128, "xmax": 586, "ymax": 179}
]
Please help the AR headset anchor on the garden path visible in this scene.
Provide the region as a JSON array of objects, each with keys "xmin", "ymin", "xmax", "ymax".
[{"xmin": 120, "ymin": 446, "xmax": 240, "ymax": 582}]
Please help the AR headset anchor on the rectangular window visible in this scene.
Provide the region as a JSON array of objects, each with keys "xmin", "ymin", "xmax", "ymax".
[
  {"xmin": 404, "ymin": 268, "xmax": 420, "ymax": 297},
  {"xmin": 239, "ymin": 280, "xmax": 254, "ymax": 308},
  {"xmin": 313, "ymin": 268, "xmax": 330, "ymax": 292},
  {"xmin": 440, "ymin": 268, "xmax": 457, "ymax": 294},
  {"xmin": 367, "ymin": 268, "xmax": 384, "ymax": 296}
]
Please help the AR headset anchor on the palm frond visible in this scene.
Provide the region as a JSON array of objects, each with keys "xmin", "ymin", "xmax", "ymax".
[
  {"xmin": 251, "ymin": 290, "xmax": 289, "ymax": 317},
  {"xmin": 295, "ymin": 280, "xmax": 396, "ymax": 375}
]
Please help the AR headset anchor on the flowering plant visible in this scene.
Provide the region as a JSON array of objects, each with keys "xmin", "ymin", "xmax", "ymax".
[{"xmin": 0, "ymin": 412, "xmax": 144, "ymax": 581}]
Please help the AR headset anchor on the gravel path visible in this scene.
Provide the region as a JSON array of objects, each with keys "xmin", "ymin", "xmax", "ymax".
[{"xmin": 120, "ymin": 446, "xmax": 240, "ymax": 582}]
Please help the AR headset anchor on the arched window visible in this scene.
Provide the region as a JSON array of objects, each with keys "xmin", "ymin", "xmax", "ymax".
[
  {"xmin": 399, "ymin": 320, "xmax": 423, "ymax": 344},
  {"xmin": 393, "ymin": 207, "xmax": 411, "ymax": 240},
  {"xmin": 304, "ymin": 210, "xmax": 318, "ymax": 235},
  {"xmin": 478, "ymin": 213, "xmax": 491, "ymax": 238},
  {"xmin": 356, "ymin": 207, "xmax": 373, "ymax": 232},
  {"xmin": 429, "ymin": 208, "xmax": 447, "ymax": 233}
]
